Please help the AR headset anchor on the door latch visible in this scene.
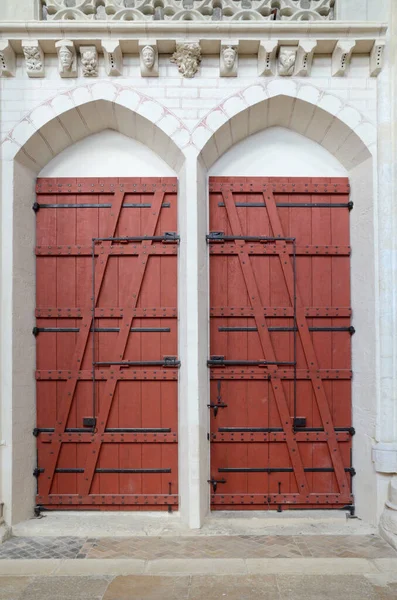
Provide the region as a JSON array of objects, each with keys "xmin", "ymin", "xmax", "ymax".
[
  {"xmin": 208, "ymin": 381, "xmax": 228, "ymax": 417},
  {"xmin": 207, "ymin": 478, "xmax": 226, "ymax": 493}
]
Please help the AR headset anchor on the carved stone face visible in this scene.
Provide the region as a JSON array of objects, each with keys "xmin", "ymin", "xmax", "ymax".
[
  {"xmin": 142, "ymin": 46, "xmax": 155, "ymax": 69},
  {"xmin": 82, "ymin": 50, "xmax": 97, "ymax": 73},
  {"xmin": 279, "ymin": 48, "xmax": 296, "ymax": 75},
  {"xmin": 59, "ymin": 46, "xmax": 73, "ymax": 70},
  {"xmin": 223, "ymin": 47, "xmax": 236, "ymax": 70}
]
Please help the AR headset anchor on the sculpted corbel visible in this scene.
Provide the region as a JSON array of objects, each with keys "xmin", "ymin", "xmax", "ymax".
[
  {"xmin": 258, "ymin": 40, "xmax": 278, "ymax": 76},
  {"xmin": 22, "ymin": 40, "xmax": 45, "ymax": 78},
  {"xmin": 332, "ymin": 40, "xmax": 356, "ymax": 77},
  {"xmin": 0, "ymin": 41, "xmax": 16, "ymax": 78},
  {"xmin": 220, "ymin": 41, "xmax": 238, "ymax": 78},
  {"xmin": 294, "ymin": 40, "xmax": 317, "ymax": 77},
  {"xmin": 80, "ymin": 45, "xmax": 98, "ymax": 77},
  {"xmin": 55, "ymin": 40, "xmax": 77, "ymax": 78},
  {"xmin": 139, "ymin": 40, "xmax": 159, "ymax": 77},
  {"xmin": 278, "ymin": 46, "xmax": 298, "ymax": 77},
  {"xmin": 102, "ymin": 40, "xmax": 123, "ymax": 76},
  {"xmin": 171, "ymin": 41, "xmax": 201, "ymax": 79}
]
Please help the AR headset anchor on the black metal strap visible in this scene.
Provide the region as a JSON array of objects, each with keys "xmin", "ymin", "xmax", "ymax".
[
  {"xmin": 207, "ymin": 232, "xmax": 295, "ymax": 242},
  {"xmin": 208, "ymin": 356, "xmax": 294, "ymax": 367},
  {"xmin": 219, "ymin": 327, "xmax": 355, "ymax": 334},
  {"xmin": 33, "ymin": 327, "xmax": 171, "ymax": 334},
  {"xmin": 94, "ymin": 356, "xmax": 180, "ymax": 368},
  {"xmin": 218, "ymin": 202, "xmax": 353, "ymax": 210},
  {"xmin": 33, "ymin": 203, "xmax": 170, "ymax": 210}
]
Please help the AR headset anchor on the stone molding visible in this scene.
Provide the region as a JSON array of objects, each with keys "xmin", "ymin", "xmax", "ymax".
[
  {"xmin": 40, "ymin": 0, "xmax": 335, "ymax": 22},
  {"xmin": 372, "ymin": 443, "xmax": 397, "ymax": 474},
  {"xmin": 379, "ymin": 477, "xmax": 397, "ymax": 551},
  {"xmin": 0, "ymin": 33, "xmax": 385, "ymax": 79}
]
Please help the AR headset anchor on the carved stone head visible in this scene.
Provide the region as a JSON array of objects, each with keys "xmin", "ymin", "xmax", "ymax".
[
  {"xmin": 81, "ymin": 50, "xmax": 97, "ymax": 76},
  {"xmin": 59, "ymin": 46, "xmax": 73, "ymax": 70},
  {"xmin": 223, "ymin": 47, "xmax": 236, "ymax": 70},
  {"xmin": 278, "ymin": 47, "xmax": 296, "ymax": 76},
  {"xmin": 142, "ymin": 45, "xmax": 155, "ymax": 70},
  {"xmin": 171, "ymin": 42, "xmax": 201, "ymax": 79}
]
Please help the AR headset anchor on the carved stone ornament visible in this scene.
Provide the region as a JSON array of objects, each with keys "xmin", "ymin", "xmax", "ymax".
[
  {"xmin": 0, "ymin": 41, "xmax": 16, "ymax": 78},
  {"xmin": 102, "ymin": 40, "xmax": 123, "ymax": 76},
  {"xmin": 22, "ymin": 40, "xmax": 45, "ymax": 78},
  {"xmin": 55, "ymin": 40, "xmax": 77, "ymax": 78},
  {"xmin": 294, "ymin": 39, "xmax": 317, "ymax": 76},
  {"xmin": 41, "ymin": 0, "xmax": 335, "ymax": 22},
  {"xmin": 278, "ymin": 46, "xmax": 297, "ymax": 76},
  {"xmin": 170, "ymin": 42, "xmax": 201, "ymax": 79},
  {"xmin": 332, "ymin": 40, "xmax": 356, "ymax": 77},
  {"xmin": 80, "ymin": 45, "xmax": 98, "ymax": 77},
  {"xmin": 258, "ymin": 40, "xmax": 278, "ymax": 76},
  {"xmin": 220, "ymin": 42, "xmax": 238, "ymax": 78},
  {"xmin": 139, "ymin": 40, "xmax": 159, "ymax": 77}
]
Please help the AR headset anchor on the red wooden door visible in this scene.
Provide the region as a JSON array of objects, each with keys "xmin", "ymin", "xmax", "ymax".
[
  {"xmin": 208, "ymin": 177, "xmax": 354, "ymax": 511},
  {"xmin": 35, "ymin": 177, "xmax": 179, "ymax": 511}
]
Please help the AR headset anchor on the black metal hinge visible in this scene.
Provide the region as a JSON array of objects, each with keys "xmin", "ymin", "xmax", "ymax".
[
  {"xmin": 163, "ymin": 356, "xmax": 181, "ymax": 367},
  {"xmin": 32, "ymin": 327, "xmax": 39, "ymax": 337},
  {"xmin": 32, "ymin": 202, "xmax": 40, "ymax": 213},
  {"xmin": 206, "ymin": 231, "xmax": 225, "ymax": 242},
  {"xmin": 33, "ymin": 428, "xmax": 40, "ymax": 437},
  {"xmin": 163, "ymin": 232, "xmax": 179, "ymax": 243},
  {"xmin": 33, "ymin": 468, "xmax": 44, "ymax": 478},
  {"xmin": 348, "ymin": 201, "xmax": 354, "ymax": 211},
  {"xmin": 207, "ymin": 478, "xmax": 226, "ymax": 493}
]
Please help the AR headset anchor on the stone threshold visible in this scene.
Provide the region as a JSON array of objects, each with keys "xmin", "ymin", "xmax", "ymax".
[
  {"xmin": 11, "ymin": 510, "xmax": 377, "ymax": 539},
  {"xmin": 0, "ymin": 557, "xmax": 396, "ymax": 577}
]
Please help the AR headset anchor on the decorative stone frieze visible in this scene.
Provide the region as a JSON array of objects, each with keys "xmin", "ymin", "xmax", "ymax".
[
  {"xmin": 171, "ymin": 42, "xmax": 201, "ymax": 79},
  {"xmin": 220, "ymin": 41, "xmax": 238, "ymax": 78},
  {"xmin": 22, "ymin": 40, "xmax": 45, "ymax": 78},
  {"xmin": 278, "ymin": 46, "xmax": 297, "ymax": 76},
  {"xmin": 258, "ymin": 40, "xmax": 278, "ymax": 76},
  {"xmin": 40, "ymin": 0, "xmax": 335, "ymax": 21},
  {"xmin": 80, "ymin": 45, "xmax": 99, "ymax": 77},
  {"xmin": 0, "ymin": 41, "xmax": 16, "ymax": 78},
  {"xmin": 370, "ymin": 40, "xmax": 385, "ymax": 78},
  {"xmin": 331, "ymin": 39, "xmax": 356, "ymax": 77},
  {"xmin": 294, "ymin": 39, "xmax": 317, "ymax": 76},
  {"xmin": 102, "ymin": 40, "xmax": 122, "ymax": 76},
  {"xmin": 56, "ymin": 40, "xmax": 77, "ymax": 78},
  {"xmin": 139, "ymin": 40, "xmax": 159, "ymax": 77}
]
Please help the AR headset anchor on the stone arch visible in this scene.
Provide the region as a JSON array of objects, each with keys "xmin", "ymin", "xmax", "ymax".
[
  {"xmin": 0, "ymin": 81, "xmax": 190, "ymax": 526},
  {"xmin": 188, "ymin": 80, "xmax": 376, "ymax": 171},
  {"xmin": 1, "ymin": 81, "xmax": 187, "ymax": 171},
  {"xmin": 192, "ymin": 79, "xmax": 378, "ymax": 525}
]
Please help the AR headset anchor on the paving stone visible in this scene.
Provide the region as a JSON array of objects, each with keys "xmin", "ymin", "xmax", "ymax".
[
  {"xmin": 0, "ymin": 534, "xmax": 395, "ymax": 561},
  {"xmin": 188, "ymin": 574, "xmax": 280, "ymax": 600},
  {"xmin": 276, "ymin": 574, "xmax": 379, "ymax": 600},
  {"xmin": 103, "ymin": 575, "xmax": 190, "ymax": 600},
  {"xmin": 0, "ymin": 577, "xmax": 32, "ymax": 600},
  {"xmin": 20, "ymin": 576, "xmax": 110, "ymax": 600},
  {"xmin": 0, "ymin": 537, "xmax": 88, "ymax": 560},
  {"xmin": 372, "ymin": 583, "xmax": 397, "ymax": 600}
]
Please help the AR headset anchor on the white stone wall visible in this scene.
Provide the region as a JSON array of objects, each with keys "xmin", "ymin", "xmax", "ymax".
[
  {"xmin": 0, "ymin": 8, "xmax": 395, "ymax": 532},
  {"xmin": 0, "ymin": 54, "xmax": 378, "ymax": 141}
]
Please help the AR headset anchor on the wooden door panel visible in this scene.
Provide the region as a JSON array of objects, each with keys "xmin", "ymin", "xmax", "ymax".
[
  {"xmin": 209, "ymin": 177, "xmax": 354, "ymax": 511},
  {"xmin": 35, "ymin": 177, "xmax": 179, "ymax": 511}
]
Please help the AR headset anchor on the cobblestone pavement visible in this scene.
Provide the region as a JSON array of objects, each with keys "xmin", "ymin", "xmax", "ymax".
[
  {"xmin": 0, "ymin": 574, "xmax": 397, "ymax": 600},
  {"xmin": 0, "ymin": 534, "xmax": 395, "ymax": 560}
]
